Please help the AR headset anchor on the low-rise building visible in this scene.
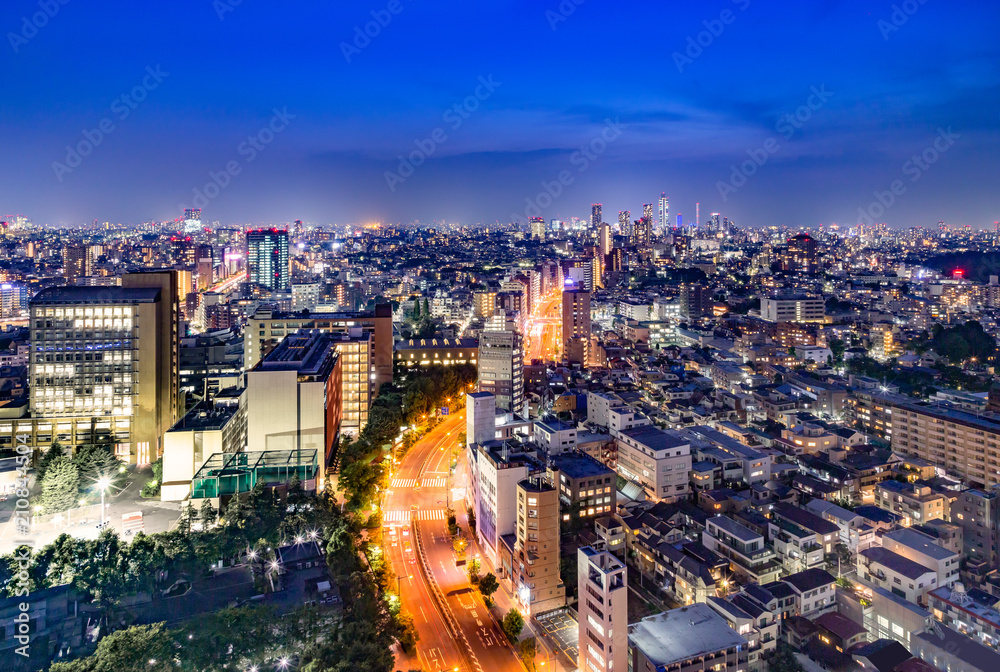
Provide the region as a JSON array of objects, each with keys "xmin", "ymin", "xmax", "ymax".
[
  {"xmin": 616, "ymin": 425, "xmax": 692, "ymax": 502},
  {"xmin": 858, "ymin": 546, "xmax": 938, "ymax": 605},
  {"xmin": 875, "ymin": 480, "xmax": 950, "ymax": 526},
  {"xmin": 628, "ymin": 603, "xmax": 749, "ymax": 672}
]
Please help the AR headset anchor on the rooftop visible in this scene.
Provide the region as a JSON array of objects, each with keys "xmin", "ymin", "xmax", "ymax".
[
  {"xmin": 31, "ymin": 286, "xmax": 161, "ymax": 305},
  {"xmin": 861, "ymin": 546, "xmax": 934, "ymax": 580},
  {"xmin": 628, "ymin": 603, "xmax": 748, "ymax": 665},
  {"xmin": 619, "ymin": 424, "xmax": 689, "ymax": 453},
  {"xmin": 882, "ymin": 528, "xmax": 957, "ymax": 561},
  {"xmin": 551, "ymin": 451, "xmax": 613, "ymax": 479}
]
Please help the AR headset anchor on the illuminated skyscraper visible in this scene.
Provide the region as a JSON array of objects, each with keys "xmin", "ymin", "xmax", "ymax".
[
  {"xmin": 618, "ymin": 210, "xmax": 631, "ymax": 237},
  {"xmin": 591, "ymin": 204, "xmax": 603, "ymax": 230},
  {"xmin": 63, "ymin": 244, "xmax": 91, "ymax": 282},
  {"xmin": 530, "ymin": 217, "xmax": 546, "ymax": 240},
  {"xmin": 478, "ymin": 324, "xmax": 524, "ymax": 414},
  {"xmin": 600, "ymin": 222, "xmax": 612, "ymax": 257},
  {"xmin": 658, "ymin": 193, "xmax": 669, "ymax": 232},
  {"xmin": 183, "ymin": 208, "xmax": 202, "ymax": 233},
  {"xmin": 562, "ymin": 287, "xmax": 591, "ymax": 365},
  {"xmin": 643, "ymin": 203, "xmax": 653, "ymax": 224},
  {"xmin": 247, "ymin": 229, "xmax": 290, "ymax": 290}
]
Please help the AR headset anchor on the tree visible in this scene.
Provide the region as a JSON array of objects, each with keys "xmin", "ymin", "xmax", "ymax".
[
  {"xmin": 41, "ymin": 458, "xmax": 80, "ymax": 514},
  {"xmin": 519, "ymin": 637, "xmax": 537, "ymax": 671},
  {"xmin": 502, "ymin": 608, "xmax": 525, "ymax": 643},
  {"xmin": 423, "ymin": 298, "xmax": 430, "ymax": 317},
  {"xmin": 75, "ymin": 443, "xmax": 125, "ymax": 492},
  {"xmin": 397, "ymin": 611, "xmax": 419, "ymax": 655},
  {"xmin": 199, "ymin": 499, "xmax": 217, "ymax": 529},
  {"xmin": 412, "ymin": 299, "xmax": 421, "ymax": 319},
  {"xmin": 36, "ymin": 441, "xmax": 65, "ymax": 481},
  {"xmin": 479, "ymin": 572, "xmax": 499, "ymax": 604},
  {"xmin": 49, "ymin": 623, "xmax": 174, "ymax": 672}
]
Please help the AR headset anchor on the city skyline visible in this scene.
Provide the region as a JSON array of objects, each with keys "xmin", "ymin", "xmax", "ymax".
[{"xmin": 1, "ymin": 0, "xmax": 998, "ymax": 228}]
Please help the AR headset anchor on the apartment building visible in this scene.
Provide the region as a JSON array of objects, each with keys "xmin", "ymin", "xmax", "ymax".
[
  {"xmin": 509, "ymin": 479, "xmax": 565, "ymax": 614},
  {"xmin": 703, "ymin": 515, "xmax": 783, "ymax": 585},
  {"xmin": 891, "ymin": 401, "xmax": 1000, "ymax": 488},
  {"xmin": 951, "ymin": 488, "xmax": 1000, "ymax": 573},
  {"xmin": 858, "ymin": 546, "xmax": 938, "ymax": 605},
  {"xmin": 760, "ymin": 295, "xmax": 825, "ymax": 323},
  {"xmin": 767, "ymin": 502, "xmax": 839, "ymax": 573},
  {"xmin": 880, "ymin": 527, "xmax": 960, "ymax": 589},
  {"xmin": 534, "ymin": 419, "xmax": 577, "ymax": 455},
  {"xmin": 875, "ymin": 480, "xmax": 950, "ymax": 526},
  {"xmin": 578, "ymin": 546, "xmax": 628, "ymax": 672},
  {"xmin": 707, "ymin": 592, "xmax": 778, "ymax": 672},
  {"xmin": 927, "ymin": 582, "xmax": 1000, "ymax": 651},
  {"xmin": 549, "ymin": 451, "xmax": 616, "ymax": 521},
  {"xmin": 615, "ymin": 425, "xmax": 691, "ymax": 502}
]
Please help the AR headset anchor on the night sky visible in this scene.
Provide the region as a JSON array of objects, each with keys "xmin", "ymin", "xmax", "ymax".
[{"xmin": 2, "ymin": 0, "xmax": 999, "ymax": 229}]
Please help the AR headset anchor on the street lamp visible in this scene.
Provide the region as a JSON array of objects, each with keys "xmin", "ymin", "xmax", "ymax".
[{"xmin": 96, "ymin": 476, "xmax": 111, "ymax": 527}]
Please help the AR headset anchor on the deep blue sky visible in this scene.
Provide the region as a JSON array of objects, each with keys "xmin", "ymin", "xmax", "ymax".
[{"xmin": 2, "ymin": 0, "xmax": 999, "ymax": 229}]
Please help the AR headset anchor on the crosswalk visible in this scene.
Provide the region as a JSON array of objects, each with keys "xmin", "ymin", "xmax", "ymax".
[
  {"xmin": 384, "ymin": 509, "xmax": 448, "ymax": 523},
  {"xmin": 390, "ymin": 478, "xmax": 446, "ymax": 489}
]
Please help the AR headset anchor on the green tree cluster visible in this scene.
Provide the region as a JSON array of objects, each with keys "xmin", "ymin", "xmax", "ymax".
[{"xmin": 338, "ymin": 364, "xmax": 476, "ymax": 510}]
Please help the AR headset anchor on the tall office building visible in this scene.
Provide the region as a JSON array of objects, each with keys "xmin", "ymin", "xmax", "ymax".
[
  {"xmin": 591, "ymin": 204, "xmax": 603, "ymax": 230},
  {"xmin": 0, "ymin": 283, "xmax": 29, "ymax": 319},
  {"xmin": 642, "ymin": 203, "xmax": 653, "ymax": 225},
  {"xmin": 618, "ymin": 210, "xmax": 630, "ymax": 238},
  {"xmin": 513, "ymin": 478, "xmax": 565, "ymax": 613},
  {"xmin": 183, "ymin": 208, "xmax": 202, "ymax": 233},
  {"xmin": 63, "ymin": 244, "xmax": 92, "ymax": 282},
  {"xmin": 195, "ymin": 244, "xmax": 215, "ymax": 291},
  {"xmin": 786, "ymin": 233, "xmax": 819, "ymax": 273},
  {"xmin": 530, "ymin": 217, "xmax": 546, "ymax": 240},
  {"xmin": 478, "ymin": 326, "xmax": 524, "ymax": 415},
  {"xmin": 658, "ymin": 193, "xmax": 669, "ymax": 232},
  {"xmin": 632, "ymin": 218, "xmax": 651, "ymax": 249},
  {"xmin": 600, "ymin": 223, "xmax": 612, "ymax": 258},
  {"xmin": 30, "ymin": 270, "xmax": 180, "ymax": 464},
  {"xmin": 247, "ymin": 228, "xmax": 290, "ymax": 290},
  {"xmin": 579, "ymin": 546, "xmax": 628, "ymax": 672},
  {"xmin": 562, "ymin": 287, "xmax": 591, "ymax": 366}
]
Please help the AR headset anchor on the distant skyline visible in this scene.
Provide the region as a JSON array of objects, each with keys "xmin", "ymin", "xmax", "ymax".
[{"xmin": 2, "ymin": 0, "xmax": 999, "ymax": 229}]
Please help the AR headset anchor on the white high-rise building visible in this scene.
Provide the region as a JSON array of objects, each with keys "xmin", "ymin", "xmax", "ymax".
[
  {"xmin": 658, "ymin": 193, "xmax": 669, "ymax": 232},
  {"xmin": 466, "ymin": 391, "xmax": 496, "ymax": 446},
  {"xmin": 579, "ymin": 546, "xmax": 628, "ymax": 672}
]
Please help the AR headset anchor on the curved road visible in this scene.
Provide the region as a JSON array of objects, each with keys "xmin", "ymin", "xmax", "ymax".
[{"xmin": 384, "ymin": 409, "xmax": 523, "ymax": 672}]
